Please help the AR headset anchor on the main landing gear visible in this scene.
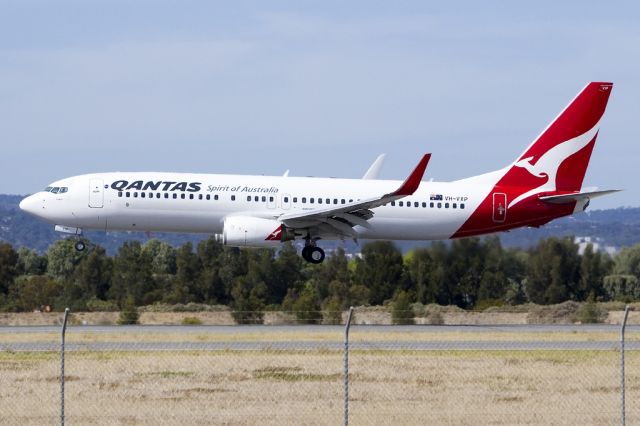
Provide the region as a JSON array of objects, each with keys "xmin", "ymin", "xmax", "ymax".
[
  {"xmin": 74, "ymin": 240, "xmax": 86, "ymax": 252},
  {"xmin": 302, "ymin": 244, "xmax": 325, "ymax": 264}
]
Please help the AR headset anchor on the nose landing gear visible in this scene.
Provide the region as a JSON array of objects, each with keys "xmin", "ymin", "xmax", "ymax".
[{"xmin": 74, "ymin": 240, "xmax": 86, "ymax": 252}]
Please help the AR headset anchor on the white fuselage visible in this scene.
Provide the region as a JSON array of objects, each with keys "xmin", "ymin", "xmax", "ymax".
[{"xmin": 20, "ymin": 171, "xmax": 500, "ymax": 241}]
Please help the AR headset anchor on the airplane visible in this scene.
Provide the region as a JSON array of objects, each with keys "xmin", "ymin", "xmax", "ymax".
[{"xmin": 20, "ymin": 82, "xmax": 619, "ymax": 263}]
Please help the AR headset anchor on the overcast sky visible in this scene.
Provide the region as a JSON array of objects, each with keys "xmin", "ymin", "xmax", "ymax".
[{"xmin": 1, "ymin": 1, "xmax": 637, "ymax": 209}]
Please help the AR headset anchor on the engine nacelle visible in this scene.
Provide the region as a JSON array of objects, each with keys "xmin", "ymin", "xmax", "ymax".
[{"xmin": 217, "ymin": 216, "xmax": 295, "ymax": 248}]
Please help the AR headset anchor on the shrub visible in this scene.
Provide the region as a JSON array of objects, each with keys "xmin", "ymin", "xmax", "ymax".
[
  {"xmin": 181, "ymin": 316, "xmax": 203, "ymax": 325},
  {"xmin": 391, "ymin": 291, "xmax": 414, "ymax": 325},
  {"xmin": 117, "ymin": 297, "xmax": 139, "ymax": 325}
]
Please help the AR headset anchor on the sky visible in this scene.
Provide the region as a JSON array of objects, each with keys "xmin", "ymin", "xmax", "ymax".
[{"xmin": 1, "ymin": 1, "xmax": 638, "ymax": 209}]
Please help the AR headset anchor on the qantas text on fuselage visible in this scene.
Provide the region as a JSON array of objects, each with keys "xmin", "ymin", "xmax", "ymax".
[{"xmin": 20, "ymin": 82, "xmax": 619, "ymax": 263}]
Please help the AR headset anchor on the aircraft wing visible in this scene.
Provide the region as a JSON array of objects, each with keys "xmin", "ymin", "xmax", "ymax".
[
  {"xmin": 539, "ymin": 189, "xmax": 621, "ymax": 204},
  {"xmin": 278, "ymin": 154, "xmax": 430, "ymax": 237}
]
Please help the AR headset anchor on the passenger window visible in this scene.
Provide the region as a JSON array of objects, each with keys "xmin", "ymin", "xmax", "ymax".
[
  {"xmin": 437, "ymin": 202, "xmax": 442, "ymax": 208},
  {"xmin": 333, "ymin": 199, "xmax": 338, "ymax": 204},
  {"xmin": 460, "ymin": 203, "xmax": 465, "ymax": 209},
  {"xmin": 326, "ymin": 198, "xmax": 330, "ymax": 204},
  {"xmin": 414, "ymin": 202, "xmax": 419, "ymax": 207},
  {"xmin": 231, "ymin": 195, "xmax": 235, "ymax": 201},
  {"xmin": 453, "ymin": 203, "xmax": 457, "ymax": 209},
  {"xmin": 407, "ymin": 202, "xmax": 411, "ymax": 208},
  {"xmin": 430, "ymin": 202, "xmax": 434, "ymax": 208},
  {"xmin": 310, "ymin": 198, "xmax": 315, "ymax": 204},
  {"xmin": 349, "ymin": 199, "xmax": 353, "ymax": 203},
  {"xmin": 118, "ymin": 192, "xmax": 123, "ymax": 197},
  {"xmin": 262, "ymin": 196, "xmax": 266, "ymax": 202},
  {"xmin": 341, "ymin": 199, "xmax": 345, "ymax": 204},
  {"xmin": 284, "ymin": 196, "xmax": 289, "ymax": 203},
  {"xmin": 173, "ymin": 193, "xmax": 177, "ymax": 199},
  {"xmin": 165, "ymin": 193, "xmax": 169, "ymax": 199},
  {"xmin": 189, "ymin": 194, "xmax": 194, "ymax": 200},
  {"xmin": 141, "ymin": 193, "xmax": 146, "ymax": 198},
  {"xmin": 156, "ymin": 193, "xmax": 161, "ymax": 199},
  {"xmin": 206, "ymin": 194, "xmax": 210, "ymax": 200},
  {"xmin": 302, "ymin": 197, "xmax": 307, "ymax": 203},
  {"xmin": 445, "ymin": 203, "xmax": 449, "ymax": 208},
  {"xmin": 391, "ymin": 201, "xmax": 395, "ymax": 206},
  {"xmin": 134, "ymin": 192, "xmax": 138, "ymax": 198},
  {"xmin": 318, "ymin": 198, "xmax": 323, "ymax": 204},
  {"xmin": 269, "ymin": 196, "xmax": 274, "ymax": 202},
  {"xmin": 198, "ymin": 194, "xmax": 203, "ymax": 200},
  {"xmin": 399, "ymin": 201, "xmax": 403, "ymax": 207},
  {"xmin": 126, "ymin": 192, "xmax": 130, "ymax": 198},
  {"xmin": 214, "ymin": 195, "xmax": 218, "ymax": 200},
  {"xmin": 247, "ymin": 196, "xmax": 252, "ymax": 201},
  {"xmin": 422, "ymin": 202, "xmax": 426, "ymax": 208},
  {"xmin": 293, "ymin": 197, "xmax": 298, "ymax": 202},
  {"xmin": 181, "ymin": 194, "xmax": 186, "ymax": 199}
]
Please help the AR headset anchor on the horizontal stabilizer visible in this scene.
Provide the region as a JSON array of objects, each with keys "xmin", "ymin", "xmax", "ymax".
[{"xmin": 539, "ymin": 189, "xmax": 621, "ymax": 204}]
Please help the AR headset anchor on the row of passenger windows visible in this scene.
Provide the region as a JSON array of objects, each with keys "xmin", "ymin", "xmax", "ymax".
[
  {"xmin": 118, "ymin": 191, "xmax": 219, "ymax": 200},
  {"xmin": 117, "ymin": 191, "xmax": 464, "ymax": 209},
  {"xmin": 43, "ymin": 186, "xmax": 68, "ymax": 194},
  {"xmin": 390, "ymin": 200, "xmax": 465, "ymax": 209}
]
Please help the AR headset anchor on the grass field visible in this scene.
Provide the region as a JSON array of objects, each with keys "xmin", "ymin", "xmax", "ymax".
[{"xmin": 1, "ymin": 328, "xmax": 639, "ymax": 425}]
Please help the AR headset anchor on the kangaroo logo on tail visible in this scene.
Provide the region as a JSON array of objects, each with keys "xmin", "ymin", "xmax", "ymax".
[{"xmin": 508, "ymin": 121, "xmax": 601, "ymax": 208}]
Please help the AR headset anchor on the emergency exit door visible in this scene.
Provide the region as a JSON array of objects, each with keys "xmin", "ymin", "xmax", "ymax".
[{"xmin": 492, "ymin": 192, "xmax": 506, "ymax": 223}]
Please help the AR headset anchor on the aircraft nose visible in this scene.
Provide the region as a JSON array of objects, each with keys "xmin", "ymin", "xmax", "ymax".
[{"xmin": 19, "ymin": 195, "xmax": 42, "ymax": 217}]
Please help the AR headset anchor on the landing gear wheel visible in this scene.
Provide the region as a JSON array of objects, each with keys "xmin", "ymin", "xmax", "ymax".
[
  {"xmin": 305, "ymin": 246, "xmax": 325, "ymax": 264},
  {"xmin": 74, "ymin": 240, "xmax": 86, "ymax": 252}
]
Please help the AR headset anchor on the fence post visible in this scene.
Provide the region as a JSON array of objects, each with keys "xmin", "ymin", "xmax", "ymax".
[
  {"xmin": 61, "ymin": 308, "xmax": 70, "ymax": 426},
  {"xmin": 620, "ymin": 304, "xmax": 629, "ymax": 426},
  {"xmin": 344, "ymin": 306, "xmax": 354, "ymax": 426}
]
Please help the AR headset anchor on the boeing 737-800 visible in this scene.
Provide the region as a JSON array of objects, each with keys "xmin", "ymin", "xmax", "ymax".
[{"xmin": 20, "ymin": 82, "xmax": 619, "ymax": 263}]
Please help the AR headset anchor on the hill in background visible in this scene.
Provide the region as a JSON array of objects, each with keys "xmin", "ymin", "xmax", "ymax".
[{"xmin": 2, "ymin": 194, "xmax": 639, "ymax": 255}]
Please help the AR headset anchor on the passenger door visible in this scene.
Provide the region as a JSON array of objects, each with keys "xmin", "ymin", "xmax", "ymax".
[{"xmin": 89, "ymin": 179, "xmax": 104, "ymax": 208}]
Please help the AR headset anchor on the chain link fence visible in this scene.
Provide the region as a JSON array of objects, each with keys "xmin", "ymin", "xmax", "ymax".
[{"xmin": 1, "ymin": 308, "xmax": 639, "ymax": 425}]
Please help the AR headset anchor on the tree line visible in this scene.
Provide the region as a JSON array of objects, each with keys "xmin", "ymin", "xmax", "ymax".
[{"xmin": 1, "ymin": 236, "xmax": 640, "ymax": 319}]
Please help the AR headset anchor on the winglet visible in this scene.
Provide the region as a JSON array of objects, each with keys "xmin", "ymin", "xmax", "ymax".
[{"xmin": 389, "ymin": 154, "xmax": 431, "ymax": 196}]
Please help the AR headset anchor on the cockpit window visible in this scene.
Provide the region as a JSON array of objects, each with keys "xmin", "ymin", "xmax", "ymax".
[{"xmin": 43, "ymin": 186, "xmax": 68, "ymax": 194}]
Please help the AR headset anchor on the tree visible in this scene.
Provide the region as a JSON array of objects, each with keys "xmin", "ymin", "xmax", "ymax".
[
  {"xmin": 525, "ymin": 237, "xmax": 580, "ymax": 304},
  {"xmin": 270, "ymin": 242, "xmax": 303, "ymax": 304},
  {"xmin": 230, "ymin": 272, "xmax": 267, "ymax": 324},
  {"xmin": 8, "ymin": 275, "xmax": 62, "ymax": 312},
  {"xmin": 16, "ymin": 247, "xmax": 47, "ymax": 276},
  {"xmin": 109, "ymin": 241, "xmax": 155, "ymax": 306},
  {"xmin": 46, "ymin": 239, "xmax": 86, "ymax": 281},
  {"xmin": 167, "ymin": 242, "xmax": 203, "ymax": 303},
  {"xmin": 0, "ymin": 243, "xmax": 19, "ymax": 295},
  {"xmin": 197, "ymin": 237, "xmax": 225, "ymax": 303},
  {"xmin": 354, "ymin": 241, "xmax": 405, "ymax": 305}
]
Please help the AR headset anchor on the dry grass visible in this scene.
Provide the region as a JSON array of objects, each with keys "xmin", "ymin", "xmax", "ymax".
[{"xmin": 1, "ymin": 349, "xmax": 639, "ymax": 425}]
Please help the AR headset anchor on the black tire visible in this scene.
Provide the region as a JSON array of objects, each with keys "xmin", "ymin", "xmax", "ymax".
[
  {"xmin": 301, "ymin": 246, "xmax": 312, "ymax": 262},
  {"xmin": 74, "ymin": 240, "xmax": 86, "ymax": 252},
  {"xmin": 307, "ymin": 247, "xmax": 325, "ymax": 264}
]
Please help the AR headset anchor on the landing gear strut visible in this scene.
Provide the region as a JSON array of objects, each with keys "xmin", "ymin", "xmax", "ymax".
[
  {"xmin": 302, "ymin": 244, "xmax": 325, "ymax": 264},
  {"xmin": 74, "ymin": 240, "xmax": 86, "ymax": 252}
]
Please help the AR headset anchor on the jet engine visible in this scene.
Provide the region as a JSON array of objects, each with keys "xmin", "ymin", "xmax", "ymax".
[{"xmin": 216, "ymin": 216, "xmax": 295, "ymax": 248}]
